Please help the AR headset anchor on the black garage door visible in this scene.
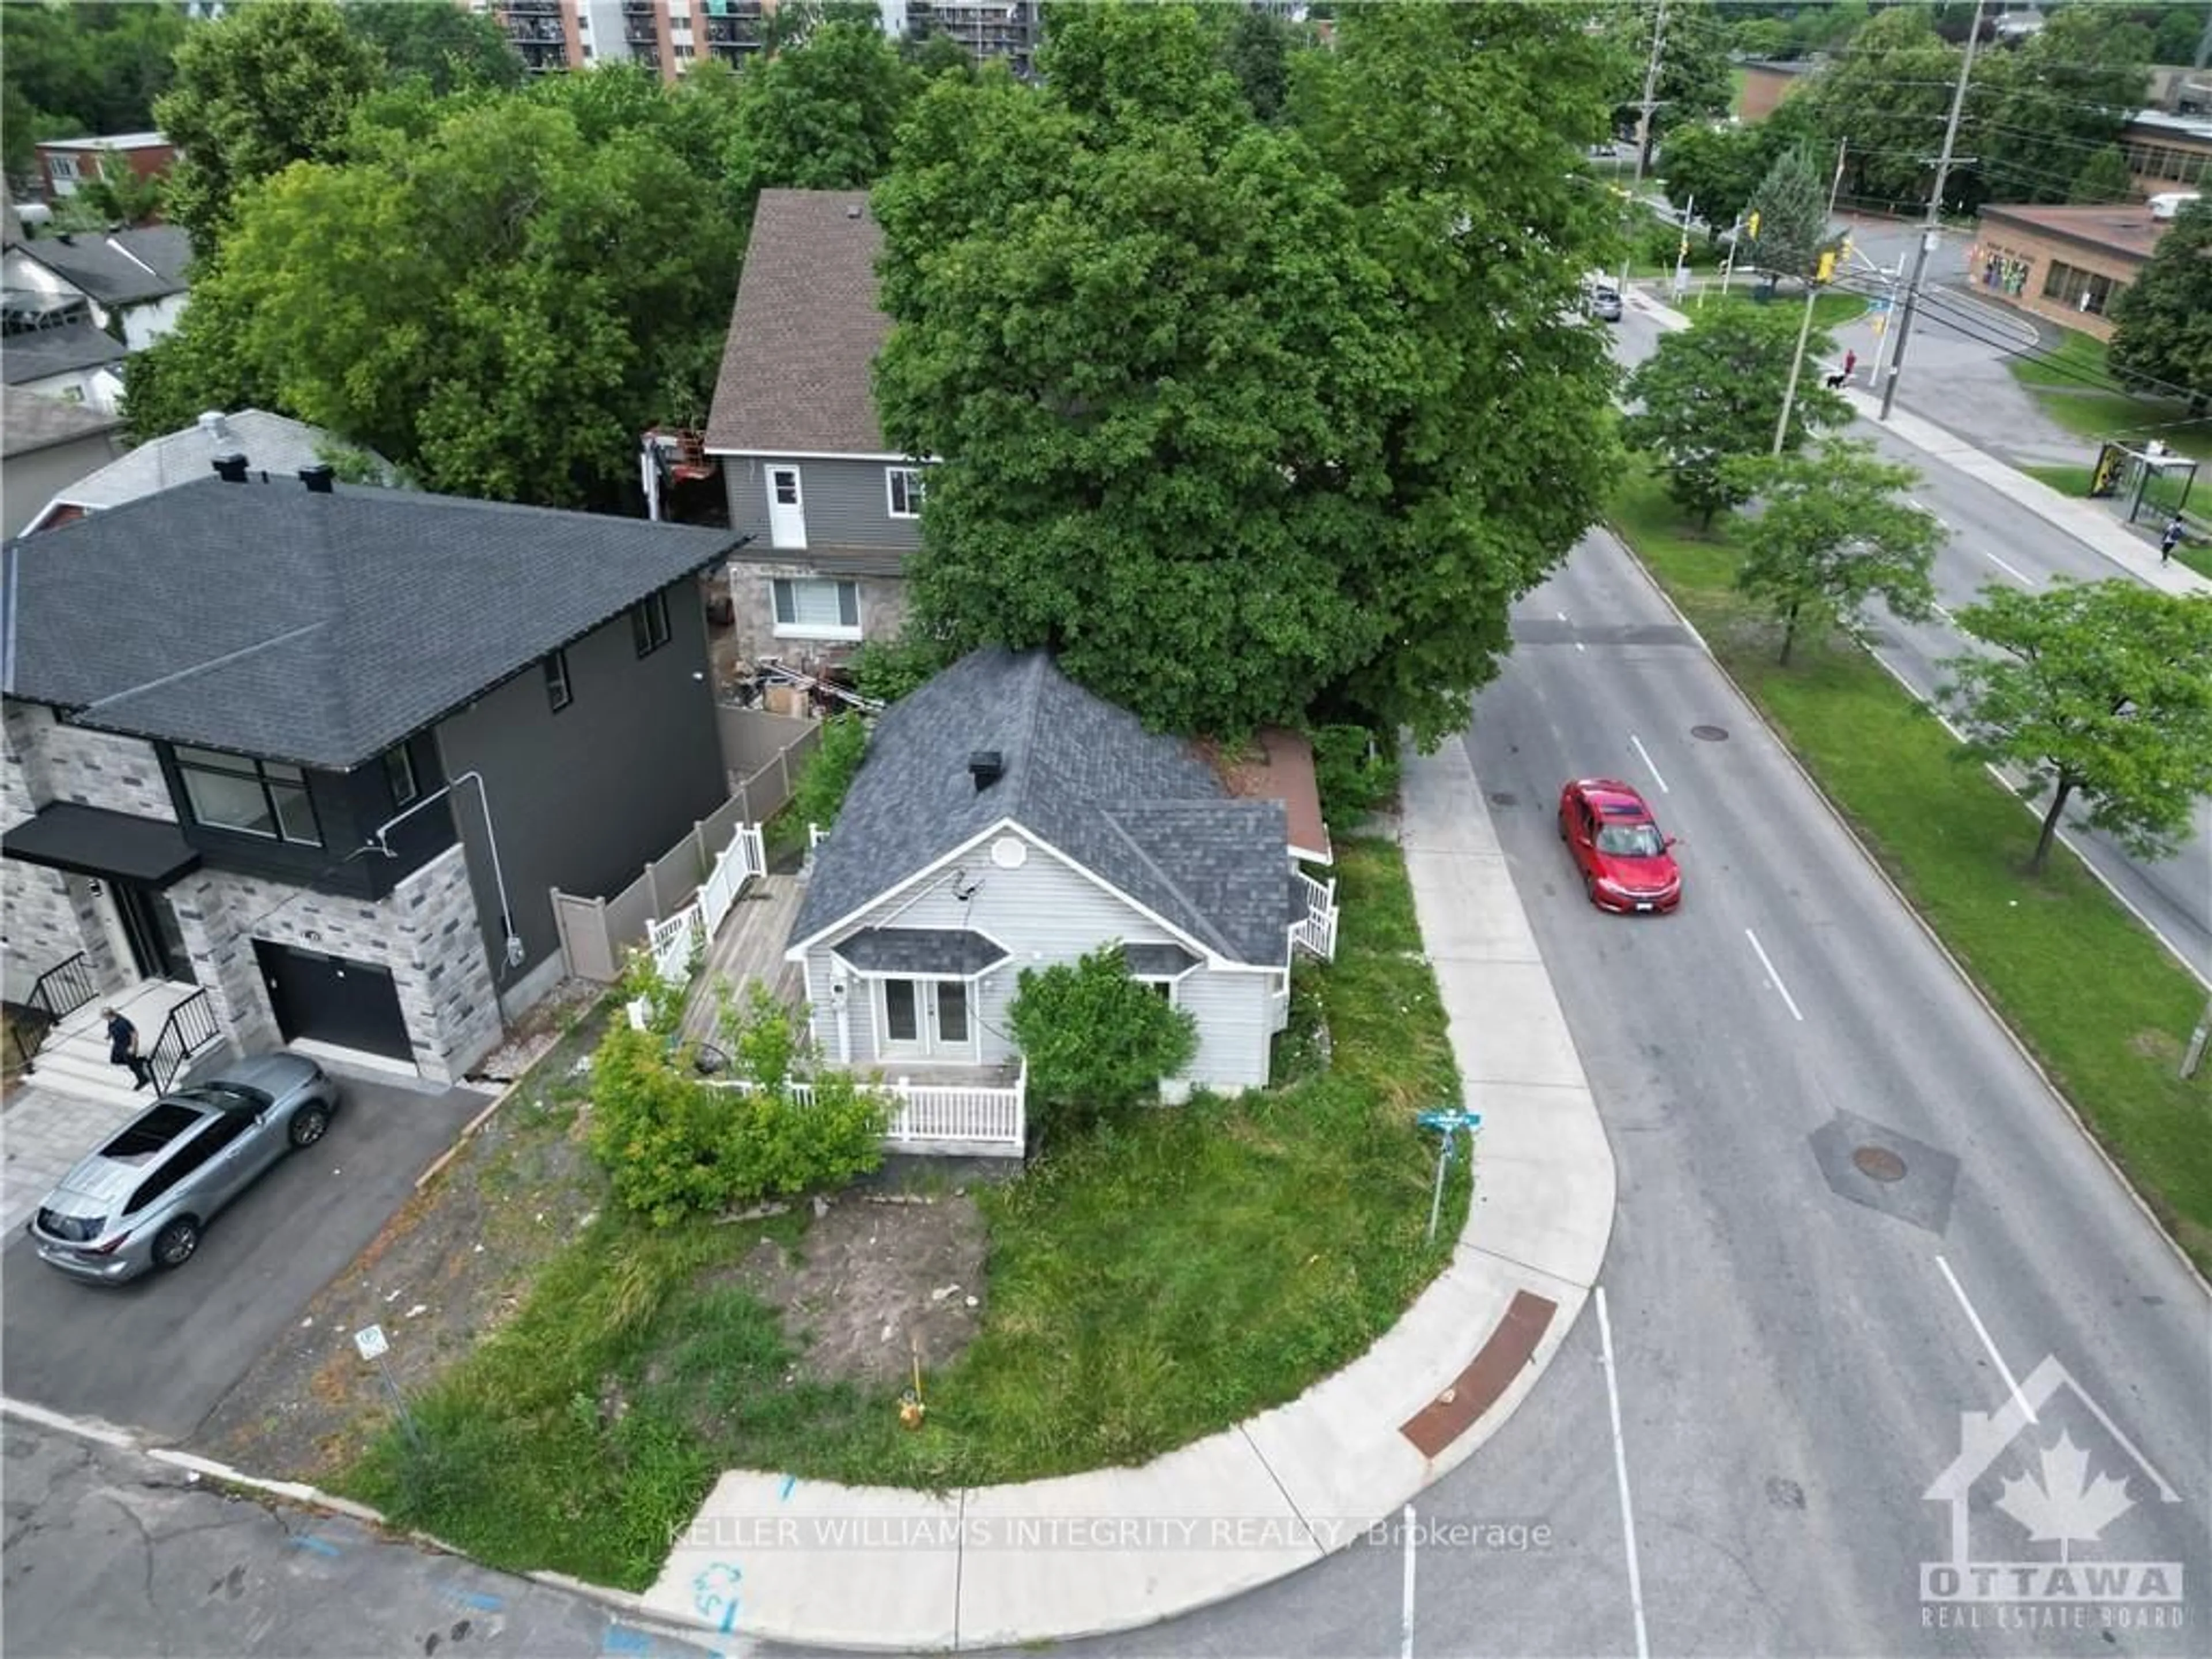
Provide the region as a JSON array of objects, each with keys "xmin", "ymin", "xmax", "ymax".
[{"xmin": 253, "ymin": 941, "xmax": 412, "ymax": 1062}]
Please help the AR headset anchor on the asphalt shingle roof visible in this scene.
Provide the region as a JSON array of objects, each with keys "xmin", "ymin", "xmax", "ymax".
[
  {"xmin": 15, "ymin": 227, "xmax": 191, "ymax": 307},
  {"xmin": 790, "ymin": 649, "xmax": 1294, "ymax": 968},
  {"xmin": 44, "ymin": 410, "xmax": 388, "ymax": 513},
  {"xmin": 2, "ymin": 475, "xmax": 742, "ymax": 767},
  {"xmin": 704, "ymin": 190, "xmax": 890, "ymax": 456},
  {"xmin": 2, "ymin": 321, "xmax": 126, "ymax": 384},
  {"xmin": 1, "ymin": 389, "xmax": 122, "ymax": 459}
]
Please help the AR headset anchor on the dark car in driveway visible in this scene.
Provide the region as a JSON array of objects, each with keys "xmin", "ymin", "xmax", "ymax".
[{"xmin": 29, "ymin": 1053, "xmax": 339, "ymax": 1283}]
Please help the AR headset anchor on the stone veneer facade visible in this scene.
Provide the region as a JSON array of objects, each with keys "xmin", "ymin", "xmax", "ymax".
[{"xmin": 3, "ymin": 700, "xmax": 504, "ymax": 1081}]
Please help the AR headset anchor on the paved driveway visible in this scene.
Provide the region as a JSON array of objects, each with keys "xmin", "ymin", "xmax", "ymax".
[{"xmin": 2, "ymin": 1071, "xmax": 487, "ymax": 1441}]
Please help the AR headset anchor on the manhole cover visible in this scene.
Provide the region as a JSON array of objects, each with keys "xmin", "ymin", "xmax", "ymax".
[
  {"xmin": 1488, "ymin": 791, "xmax": 1517, "ymax": 807},
  {"xmin": 1691, "ymin": 725, "xmax": 1730, "ymax": 742},
  {"xmin": 1853, "ymin": 1145, "xmax": 1907, "ymax": 1183}
]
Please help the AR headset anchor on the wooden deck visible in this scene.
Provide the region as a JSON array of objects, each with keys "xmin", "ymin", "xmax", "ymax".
[{"xmin": 679, "ymin": 872, "xmax": 807, "ymax": 1047}]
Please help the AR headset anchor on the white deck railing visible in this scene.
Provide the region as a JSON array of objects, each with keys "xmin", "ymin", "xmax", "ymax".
[
  {"xmin": 1291, "ymin": 867, "xmax": 1340, "ymax": 961},
  {"xmin": 706, "ymin": 1060, "xmax": 1026, "ymax": 1152}
]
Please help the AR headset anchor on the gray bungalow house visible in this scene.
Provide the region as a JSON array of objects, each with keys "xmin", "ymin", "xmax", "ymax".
[
  {"xmin": 703, "ymin": 188, "xmax": 924, "ymax": 669},
  {"xmin": 2, "ymin": 464, "xmax": 743, "ymax": 1089},
  {"xmin": 783, "ymin": 649, "xmax": 1340, "ymax": 1110}
]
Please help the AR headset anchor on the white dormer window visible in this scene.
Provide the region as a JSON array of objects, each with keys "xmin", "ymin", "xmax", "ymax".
[{"xmin": 886, "ymin": 466, "xmax": 926, "ymax": 519}]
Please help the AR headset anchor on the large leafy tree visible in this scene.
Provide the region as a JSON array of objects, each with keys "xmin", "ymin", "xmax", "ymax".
[
  {"xmin": 1940, "ymin": 584, "xmax": 2212, "ymax": 876},
  {"xmin": 0, "ymin": 1, "xmax": 191, "ymax": 183},
  {"xmin": 1725, "ymin": 440, "xmax": 1942, "ymax": 665},
  {"xmin": 1658, "ymin": 120, "xmax": 1767, "ymax": 236},
  {"xmin": 2108, "ymin": 200, "xmax": 2212, "ymax": 408},
  {"xmin": 1742, "ymin": 142, "xmax": 1831, "ymax": 283},
  {"xmin": 1605, "ymin": 0, "xmax": 1732, "ymax": 165},
  {"xmin": 152, "ymin": 0, "xmax": 381, "ymax": 253},
  {"xmin": 1975, "ymin": 7, "xmax": 2152, "ymax": 209},
  {"xmin": 1623, "ymin": 302, "xmax": 1850, "ymax": 527},
  {"xmin": 1800, "ymin": 6, "xmax": 1963, "ymax": 213},
  {"xmin": 727, "ymin": 18, "xmax": 919, "ymax": 193},
  {"xmin": 344, "ymin": 0, "xmax": 525, "ymax": 97},
  {"xmin": 137, "ymin": 91, "xmax": 742, "ymax": 509},
  {"xmin": 874, "ymin": 1, "xmax": 1620, "ymax": 744}
]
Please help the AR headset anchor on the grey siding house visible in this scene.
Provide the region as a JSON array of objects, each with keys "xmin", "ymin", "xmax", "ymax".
[
  {"xmin": 785, "ymin": 649, "xmax": 1339, "ymax": 1105},
  {"xmin": 703, "ymin": 189, "xmax": 927, "ymax": 669},
  {"xmin": 2, "ymin": 465, "xmax": 741, "ymax": 1085}
]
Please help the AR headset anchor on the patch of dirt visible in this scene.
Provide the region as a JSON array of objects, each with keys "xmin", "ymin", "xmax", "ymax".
[
  {"xmin": 725, "ymin": 1187, "xmax": 989, "ymax": 1389},
  {"xmin": 192, "ymin": 1012, "xmax": 615, "ymax": 1482},
  {"xmin": 464, "ymin": 978, "xmax": 601, "ymax": 1085}
]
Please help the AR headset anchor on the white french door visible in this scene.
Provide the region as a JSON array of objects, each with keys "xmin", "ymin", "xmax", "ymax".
[{"xmin": 879, "ymin": 977, "xmax": 974, "ymax": 1060}]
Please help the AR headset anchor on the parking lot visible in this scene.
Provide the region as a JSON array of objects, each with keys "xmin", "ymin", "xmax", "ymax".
[{"xmin": 2, "ymin": 1070, "xmax": 487, "ymax": 1442}]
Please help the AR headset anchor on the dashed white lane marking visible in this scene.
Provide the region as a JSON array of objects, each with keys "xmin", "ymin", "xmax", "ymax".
[
  {"xmin": 1936, "ymin": 1255, "xmax": 2038, "ymax": 1427},
  {"xmin": 1981, "ymin": 547, "xmax": 2034, "ymax": 586},
  {"xmin": 1744, "ymin": 928, "xmax": 1806, "ymax": 1023},
  {"xmin": 1401, "ymin": 1501, "xmax": 1418, "ymax": 1659},
  {"xmin": 1597, "ymin": 1288, "xmax": 1652, "ymax": 1659},
  {"xmin": 1628, "ymin": 733, "xmax": 1669, "ymax": 794},
  {"xmin": 1558, "ymin": 611, "xmax": 1586, "ymax": 653}
]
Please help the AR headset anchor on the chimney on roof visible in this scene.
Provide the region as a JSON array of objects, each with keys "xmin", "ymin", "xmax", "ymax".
[
  {"xmin": 299, "ymin": 463, "xmax": 335, "ymax": 494},
  {"xmin": 969, "ymin": 751, "xmax": 1005, "ymax": 792},
  {"xmin": 212, "ymin": 453, "xmax": 249, "ymax": 483},
  {"xmin": 197, "ymin": 410, "xmax": 234, "ymax": 445}
]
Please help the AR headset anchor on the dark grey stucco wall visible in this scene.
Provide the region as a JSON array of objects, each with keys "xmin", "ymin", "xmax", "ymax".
[
  {"xmin": 724, "ymin": 454, "xmax": 923, "ymax": 552},
  {"xmin": 432, "ymin": 580, "xmax": 725, "ymax": 991}
]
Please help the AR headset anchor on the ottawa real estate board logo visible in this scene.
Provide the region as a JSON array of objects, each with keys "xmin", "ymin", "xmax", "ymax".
[{"xmin": 1921, "ymin": 1354, "xmax": 2186, "ymax": 1633}]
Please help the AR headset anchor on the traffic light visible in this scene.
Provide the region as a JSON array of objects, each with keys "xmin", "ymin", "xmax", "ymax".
[
  {"xmin": 1745, "ymin": 211, "xmax": 1760, "ymax": 241},
  {"xmin": 1679, "ymin": 233, "xmax": 1690, "ymax": 260},
  {"xmin": 1817, "ymin": 248, "xmax": 1836, "ymax": 283}
]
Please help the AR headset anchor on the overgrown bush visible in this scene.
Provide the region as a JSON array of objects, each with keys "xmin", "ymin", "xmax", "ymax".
[
  {"xmin": 847, "ymin": 635, "xmax": 943, "ymax": 705},
  {"xmin": 1310, "ymin": 724, "xmax": 1400, "ymax": 825},
  {"xmin": 587, "ymin": 979, "xmax": 889, "ymax": 1226},
  {"xmin": 789, "ymin": 711, "xmax": 870, "ymax": 835},
  {"xmin": 1009, "ymin": 945, "xmax": 1199, "ymax": 1146}
]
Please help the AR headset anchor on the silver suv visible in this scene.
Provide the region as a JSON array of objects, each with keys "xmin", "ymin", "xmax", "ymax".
[{"xmin": 29, "ymin": 1052, "xmax": 340, "ymax": 1283}]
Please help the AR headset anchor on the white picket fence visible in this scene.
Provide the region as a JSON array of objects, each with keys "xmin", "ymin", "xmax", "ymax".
[
  {"xmin": 1291, "ymin": 867, "xmax": 1339, "ymax": 961},
  {"xmin": 649, "ymin": 821, "xmax": 769, "ymax": 985},
  {"xmin": 706, "ymin": 1059, "xmax": 1027, "ymax": 1153}
]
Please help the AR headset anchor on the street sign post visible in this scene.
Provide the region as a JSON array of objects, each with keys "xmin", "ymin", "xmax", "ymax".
[
  {"xmin": 1415, "ymin": 1108, "xmax": 1483, "ymax": 1245},
  {"xmin": 354, "ymin": 1323, "xmax": 421, "ymax": 1450}
]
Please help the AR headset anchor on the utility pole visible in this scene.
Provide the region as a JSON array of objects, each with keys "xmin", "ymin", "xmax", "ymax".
[
  {"xmin": 1773, "ymin": 141, "xmax": 1851, "ymax": 458},
  {"xmin": 1617, "ymin": 0, "xmax": 1670, "ymax": 300},
  {"xmin": 1878, "ymin": 0, "xmax": 1986, "ymax": 422},
  {"xmin": 2195, "ymin": 2, "xmax": 2212, "ymax": 73}
]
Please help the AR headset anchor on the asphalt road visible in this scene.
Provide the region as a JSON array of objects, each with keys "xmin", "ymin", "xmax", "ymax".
[
  {"xmin": 1, "ymin": 1074, "xmax": 486, "ymax": 1441},
  {"xmin": 1611, "ymin": 304, "xmax": 2212, "ymax": 986},
  {"xmin": 0, "ymin": 1418, "xmax": 722, "ymax": 1659}
]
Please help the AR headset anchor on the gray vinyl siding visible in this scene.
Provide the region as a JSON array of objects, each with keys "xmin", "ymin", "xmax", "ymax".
[
  {"xmin": 725, "ymin": 454, "xmax": 923, "ymax": 552},
  {"xmin": 1171, "ymin": 967, "xmax": 1276, "ymax": 1094}
]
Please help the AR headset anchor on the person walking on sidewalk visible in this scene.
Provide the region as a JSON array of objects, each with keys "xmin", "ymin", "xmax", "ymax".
[
  {"xmin": 2159, "ymin": 514, "xmax": 2186, "ymax": 565},
  {"xmin": 104, "ymin": 1006, "xmax": 151, "ymax": 1091},
  {"xmin": 1823, "ymin": 349, "xmax": 1858, "ymax": 391}
]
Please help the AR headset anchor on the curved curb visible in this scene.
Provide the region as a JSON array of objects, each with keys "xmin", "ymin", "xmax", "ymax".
[{"xmin": 641, "ymin": 745, "xmax": 1619, "ymax": 1650}]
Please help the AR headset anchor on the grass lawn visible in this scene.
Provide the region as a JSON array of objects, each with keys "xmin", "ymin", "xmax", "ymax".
[
  {"xmin": 2005, "ymin": 325, "xmax": 2212, "ymax": 461},
  {"xmin": 1609, "ymin": 468, "xmax": 2212, "ymax": 1274},
  {"xmin": 336, "ymin": 836, "xmax": 1467, "ymax": 1589},
  {"xmin": 2008, "ymin": 324, "xmax": 2121, "ymax": 392}
]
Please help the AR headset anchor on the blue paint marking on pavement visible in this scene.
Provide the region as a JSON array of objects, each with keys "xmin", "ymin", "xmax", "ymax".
[
  {"xmin": 445, "ymin": 1588, "xmax": 505, "ymax": 1612},
  {"xmin": 602, "ymin": 1627, "xmax": 654, "ymax": 1653},
  {"xmin": 692, "ymin": 1563, "xmax": 743, "ymax": 1637},
  {"xmin": 289, "ymin": 1535, "xmax": 342, "ymax": 1558},
  {"xmin": 778, "ymin": 1474, "xmax": 797, "ymax": 1501}
]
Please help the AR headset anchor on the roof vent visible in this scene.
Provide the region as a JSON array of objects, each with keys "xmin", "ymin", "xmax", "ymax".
[
  {"xmin": 299, "ymin": 463, "xmax": 335, "ymax": 494},
  {"xmin": 2148, "ymin": 191, "xmax": 2201, "ymax": 220},
  {"xmin": 846, "ymin": 204, "xmax": 862, "ymax": 219},
  {"xmin": 196, "ymin": 410, "xmax": 233, "ymax": 445},
  {"xmin": 211, "ymin": 452, "xmax": 249, "ymax": 483},
  {"xmin": 968, "ymin": 750, "xmax": 1004, "ymax": 791}
]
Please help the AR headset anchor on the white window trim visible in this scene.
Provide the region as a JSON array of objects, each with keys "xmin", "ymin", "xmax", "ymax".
[
  {"xmin": 885, "ymin": 465, "xmax": 926, "ymax": 519},
  {"xmin": 770, "ymin": 576, "xmax": 862, "ymax": 642}
]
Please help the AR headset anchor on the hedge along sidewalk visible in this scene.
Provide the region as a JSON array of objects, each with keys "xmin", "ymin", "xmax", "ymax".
[
  {"xmin": 334, "ymin": 834, "xmax": 1470, "ymax": 1593},
  {"xmin": 639, "ymin": 747, "xmax": 1618, "ymax": 1652},
  {"xmin": 1608, "ymin": 470, "xmax": 2212, "ymax": 1276}
]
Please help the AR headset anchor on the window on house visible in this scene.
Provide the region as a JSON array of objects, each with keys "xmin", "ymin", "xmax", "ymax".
[
  {"xmin": 173, "ymin": 745, "xmax": 322, "ymax": 846},
  {"xmin": 771, "ymin": 577, "xmax": 861, "ymax": 639},
  {"xmin": 2041, "ymin": 260, "xmax": 2121, "ymax": 316},
  {"xmin": 545, "ymin": 650, "xmax": 573, "ymax": 711},
  {"xmin": 631, "ymin": 591, "xmax": 671, "ymax": 657},
  {"xmin": 887, "ymin": 466, "xmax": 927, "ymax": 518},
  {"xmin": 381, "ymin": 744, "xmax": 418, "ymax": 807},
  {"xmin": 1145, "ymin": 980, "xmax": 1175, "ymax": 1003}
]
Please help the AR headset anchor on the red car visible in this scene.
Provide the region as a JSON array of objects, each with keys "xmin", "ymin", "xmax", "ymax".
[{"xmin": 1558, "ymin": 778, "xmax": 1682, "ymax": 914}]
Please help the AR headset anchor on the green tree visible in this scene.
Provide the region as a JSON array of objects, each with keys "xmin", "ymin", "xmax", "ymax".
[
  {"xmin": 0, "ymin": 1, "xmax": 192, "ymax": 181},
  {"xmin": 1800, "ymin": 6, "xmax": 1961, "ymax": 211},
  {"xmin": 152, "ymin": 91, "xmax": 742, "ymax": 508},
  {"xmin": 1218, "ymin": 2, "xmax": 1298, "ymax": 123},
  {"xmin": 344, "ymin": 0, "xmax": 525, "ymax": 96},
  {"xmin": 1659, "ymin": 120, "xmax": 1768, "ymax": 237},
  {"xmin": 120, "ymin": 276, "xmax": 275, "ymax": 442},
  {"xmin": 728, "ymin": 18, "xmax": 919, "ymax": 192},
  {"xmin": 1725, "ymin": 440, "xmax": 1942, "ymax": 665},
  {"xmin": 1978, "ymin": 7, "xmax": 2152, "ymax": 208},
  {"xmin": 1743, "ymin": 142, "xmax": 1831, "ymax": 285},
  {"xmin": 2108, "ymin": 199, "xmax": 2212, "ymax": 407},
  {"xmin": 1607, "ymin": 0, "xmax": 1733, "ymax": 164},
  {"xmin": 1623, "ymin": 302, "xmax": 1850, "ymax": 528},
  {"xmin": 1939, "ymin": 583, "xmax": 2212, "ymax": 876},
  {"xmin": 902, "ymin": 26, "xmax": 977, "ymax": 83},
  {"xmin": 2068, "ymin": 145, "xmax": 2139, "ymax": 206},
  {"xmin": 876, "ymin": 1, "xmax": 1620, "ymax": 745},
  {"xmin": 790, "ymin": 711, "xmax": 872, "ymax": 831},
  {"xmin": 152, "ymin": 0, "xmax": 381, "ymax": 252},
  {"xmin": 1008, "ymin": 945, "xmax": 1200, "ymax": 1146}
]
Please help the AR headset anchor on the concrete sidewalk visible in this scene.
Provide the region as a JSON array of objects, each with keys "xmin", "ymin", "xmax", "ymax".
[
  {"xmin": 1627, "ymin": 285, "xmax": 2212, "ymax": 600},
  {"xmin": 641, "ymin": 743, "xmax": 1618, "ymax": 1651}
]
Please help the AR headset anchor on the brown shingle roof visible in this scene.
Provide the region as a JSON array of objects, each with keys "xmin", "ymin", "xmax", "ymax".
[
  {"xmin": 1976, "ymin": 202, "xmax": 2174, "ymax": 265},
  {"xmin": 704, "ymin": 190, "xmax": 892, "ymax": 457}
]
